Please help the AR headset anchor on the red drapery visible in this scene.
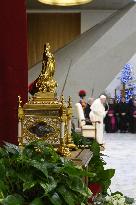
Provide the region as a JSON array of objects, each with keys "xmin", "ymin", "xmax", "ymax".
[{"xmin": 0, "ymin": 0, "xmax": 28, "ymax": 145}]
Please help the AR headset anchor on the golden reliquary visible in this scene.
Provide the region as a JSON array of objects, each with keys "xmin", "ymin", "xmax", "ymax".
[{"xmin": 18, "ymin": 43, "xmax": 76, "ymax": 156}]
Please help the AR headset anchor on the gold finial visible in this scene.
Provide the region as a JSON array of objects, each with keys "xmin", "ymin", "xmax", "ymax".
[
  {"xmin": 18, "ymin": 96, "xmax": 24, "ymax": 121},
  {"xmin": 18, "ymin": 95, "xmax": 22, "ymax": 107}
]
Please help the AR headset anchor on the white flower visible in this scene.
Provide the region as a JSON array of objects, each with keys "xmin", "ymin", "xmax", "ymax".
[
  {"xmin": 113, "ymin": 201, "xmax": 118, "ymax": 205},
  {"xmin": 118, "ymin": 197, "xmax": 126, "ymax": 204},
  {"xmin": 104, "ymin": 194, "xmax": 128, "ymax": 205},
  {"xmin": 105, "ymin": 196, "xmax": 111, "ymax": 201}
]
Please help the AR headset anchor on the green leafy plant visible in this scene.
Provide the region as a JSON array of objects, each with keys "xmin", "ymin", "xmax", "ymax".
[
  {"xmin": 72, "ymin": 131, "xmax": 115, "ymax": 195},
  {"xmin": 88, "ymin": 141, "xmax": 115, "ymax": 195},
  {"xmin": 0, "ymin": 141, "xmax": 93, "ymax": 205},
  {"xmin": 72, "ymin": 131, "xmax": 134, "ymax": 204}
]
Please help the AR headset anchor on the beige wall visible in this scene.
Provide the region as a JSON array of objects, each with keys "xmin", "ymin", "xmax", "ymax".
[
  {"xmin": 27, "ymin": 13, "xmax": 81, "ymax": 69},
  {"xmin": 81, "ymin": 10, "xmax": 115, "ymax": 33}
]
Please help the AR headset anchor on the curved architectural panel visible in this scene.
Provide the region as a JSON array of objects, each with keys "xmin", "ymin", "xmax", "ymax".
[{"xmin": 29, "ymin": 3, "xmax": 136, "ymax": 107}]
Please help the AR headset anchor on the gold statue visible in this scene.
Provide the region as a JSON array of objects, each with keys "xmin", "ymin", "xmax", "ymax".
[{"xmin": 36, "ymin": 43, "xmax": 58, "ymax": 93}]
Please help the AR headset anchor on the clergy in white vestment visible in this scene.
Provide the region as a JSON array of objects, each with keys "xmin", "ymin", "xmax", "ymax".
[{"xmin": 89, "ymin": 95, "xmax": 107, "ymax": 145}]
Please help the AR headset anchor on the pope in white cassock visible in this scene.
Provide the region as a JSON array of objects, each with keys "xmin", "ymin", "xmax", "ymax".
[{"xmin": 89, "ymin": 95, "xmax": 107, "ymax": 145}]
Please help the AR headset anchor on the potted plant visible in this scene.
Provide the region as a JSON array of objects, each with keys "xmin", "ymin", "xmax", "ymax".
[
  {"xmin": 0, "ymin": 140, "xmax": 93, "ymax": 205},
  {"xmin": 88, "ymin": 141, "xmax": 115, "ymax": 194},
  {"xmin": 72, "ymin": 131, "xmax": 115, "ymax": 203},
  {"xmin": 72, "ymin": 131, "xmax": 135, "ymax": 205}
]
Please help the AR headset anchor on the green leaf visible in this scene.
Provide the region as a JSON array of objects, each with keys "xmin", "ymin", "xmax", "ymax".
[
  {"xmin": 66, "ymin": 176, "xmax": 91, "ymax": 197},
  {"xmin": 125, "ymin": 196, "xmax": 135, "ymax": 204},
  {"xmin": 17, "ymin": 171, "xmax": 33, "ymax": 182},
  {"xmin": 23, "ymin": 181, "xmax": 36, "ymax": 191},
  {"xmin": 1, "ymin": 194, "xmax": 24, "ymax": 205},
  {"xmin": 40, "ymin": 177, "xmax": 57, "ymax": 194},
  {"xmin": 3, "ymin": 142, "xmax": 19, "ymax": 155},
  {"xmin": 0, "ymin": 161, "xmax": 6, "ymax": 179},
  {"xmin": 90, "ymin": 141, "xmax": 100, "ymax": 156},
  {"xmin": 29, "ymin": 160, "xmax": 48, "ymax": 177},
  {"xmin": 29, "ymin": 197, "xmax": 44, "ymax": 205},
  {"xmin": 100, "ymin": 169, "xmax": 115, "ymax": 180},
  {"xmin": 57, "ymin": 185, "xmax": 75, "ymax": 205},
  {"xmin": 111, "ymin": 191, "xmax": 123, "ymax": 196},
  {"xmin": 63, "ymin": 163, "xmax": 95, "ymax": 178},
  {"xmin": 49, "ymin": 192, "xmax": 63, "ymax": 205},
  {"xmin": 0, "ymin": 148, "xmax": 9, "ymax": 159},
  {"xmin": 0, "ymin": 180, "xmax": 7, "ymax": 195}
]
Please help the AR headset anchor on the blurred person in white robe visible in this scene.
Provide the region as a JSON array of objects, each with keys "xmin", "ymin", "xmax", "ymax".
[{"xmin": 89, "ymin": 95, "xmax": 107, "ymax": 145}]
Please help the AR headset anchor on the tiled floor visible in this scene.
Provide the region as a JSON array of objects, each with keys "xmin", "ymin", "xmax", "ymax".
[{"xmin": 103, "ymin": 133, "xmax": 136, "ymax": 203}]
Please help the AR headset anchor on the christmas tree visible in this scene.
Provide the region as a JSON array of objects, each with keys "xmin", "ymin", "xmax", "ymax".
[{"xmin": 119, "ymin": 63, "xmax": 136, "ymax": 102}]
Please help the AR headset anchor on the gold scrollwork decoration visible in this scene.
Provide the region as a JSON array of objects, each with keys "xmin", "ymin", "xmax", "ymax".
[{"xmin": 21, "ymin": 116, "xmax": 60, "ymax": 146}]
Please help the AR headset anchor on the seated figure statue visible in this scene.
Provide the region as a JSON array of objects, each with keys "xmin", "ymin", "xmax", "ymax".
[{"xmin": 36, "ymin": 43, "xmax": 58, "ymax": 93}]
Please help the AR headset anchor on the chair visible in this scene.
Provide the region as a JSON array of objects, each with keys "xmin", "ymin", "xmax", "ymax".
[{"xmin": 75, "ymin": 103, "xmax": 97, "ymax": 138}]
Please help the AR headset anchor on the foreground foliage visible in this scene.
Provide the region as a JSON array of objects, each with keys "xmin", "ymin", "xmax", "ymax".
[
  {"xmin": 72, "ymin": 130, "xmax": 115, "ymax": 194},
  {"xmin": 0, "ymin": 141, "xmax": 93, "ymax": 205},
  {"xmin": 72, "ymin": 130, "xmax": 134, "ymax": 204},
  {"xmin": 88, "ymin": 141, "xmax": 115, "ymax": 195}
]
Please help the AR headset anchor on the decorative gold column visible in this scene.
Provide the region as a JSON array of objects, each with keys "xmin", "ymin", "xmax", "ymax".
[
  {"xmin": 57, "ymin": 95, "xmax": 71, "ymax": 156},
  {"xmin": 66, "ymin": 96, "xmax": 77, "ymax": 150},
  {"xmin": 18, "ymin": 96, "xmax": 24, "ymax": 147}
]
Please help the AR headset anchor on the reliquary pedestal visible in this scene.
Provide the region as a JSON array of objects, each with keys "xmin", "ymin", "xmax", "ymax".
[{"xmin": 18, "ymin": 43, "xmax": 76, "ymax": 156}]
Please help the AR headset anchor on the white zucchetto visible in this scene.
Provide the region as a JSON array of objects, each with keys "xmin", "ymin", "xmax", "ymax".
[{"xmin": 100, "ymin": 95, "xmax": 106, "ymax": 99}]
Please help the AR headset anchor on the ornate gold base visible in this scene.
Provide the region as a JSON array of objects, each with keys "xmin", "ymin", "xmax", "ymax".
[
  {"xmin": 57, "ymin": 140, "xmax": 71, "ymax": 157},
  {"xmin": 33, "ymin": 91, "xmax": 56, "ymax": 101}
]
